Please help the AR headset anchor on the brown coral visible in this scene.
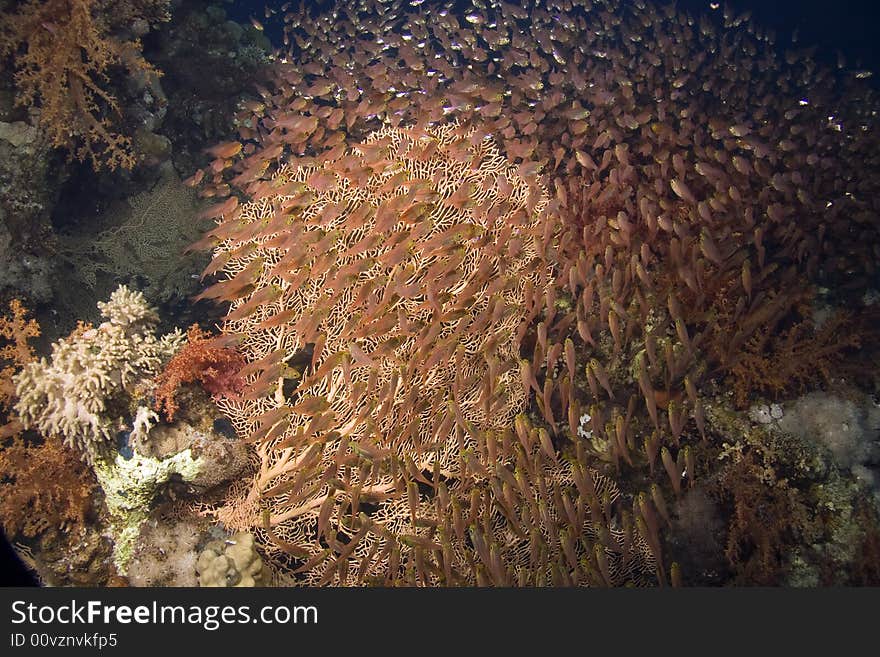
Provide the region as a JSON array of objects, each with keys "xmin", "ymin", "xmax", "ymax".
[
  {"xmin": 715, "ymin": 451, "xmax": 816, "ymax": 585},
  {"xmin": 726, "ymin": 305, "xmax": 862, "ymax": 408},
  {"xmin": 0, "ymin": 300, "xmax": 97, "ymax": 540},
  {"xmin": 0, "ymin": 299, "xmax": 40, "ymax": 418},
  {"xmin": 0, "ymin": 435, "xmax": 97, "ymax": 539},
  {"xmin": 0, "ymin": 0, "xmax": 169, "ymax": 170}
]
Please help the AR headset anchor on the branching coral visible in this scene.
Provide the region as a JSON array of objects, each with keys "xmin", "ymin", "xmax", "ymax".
[
  {"xmin": 727, "ymin": 307, "xmax": 863, "ymax": 408},
  {"xmin": 703, "ymin": 396, "xmax": 880, "ymax": 586},
  {"xmin": 0, "ymin": 435, "xmax": 97, "ymax": 540},
  {"xmin": 0, "ymin": 300, "xmax": 97, "ymax": 541},
  {"xmin": 8, "ymin": 286, "xmax": 225, "ymax": 570},
  {"xmin": 0, "ymin": 0, "xmax": 170, "ymax": 170},
  {"xmin": 716, "ymin": 451, "xmax": 817, "ymax": 585},
  {"xmin": 14, "ymin": 285, "xmax": 184, "ymax": 463},
  {"xmin": 0, "ymin": 299, "xmax": 39, "ymax": 418}
]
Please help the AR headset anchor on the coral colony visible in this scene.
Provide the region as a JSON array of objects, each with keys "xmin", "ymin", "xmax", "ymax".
[
  {"xmin": 0, "ymin": 0, "xmax": 169, "ymax": 170},
  {"xmin": 0, "ymin": 0, "xmax": 879, "ymax": 586}
]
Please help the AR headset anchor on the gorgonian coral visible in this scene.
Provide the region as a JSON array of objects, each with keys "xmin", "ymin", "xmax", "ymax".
[
  {"xmin": 190, "ymin": 0, "xmax": 880, "ymax": 586},
  {"xmin": 197, "ymin": 122, "xmax": 656, "ymax": 585}
]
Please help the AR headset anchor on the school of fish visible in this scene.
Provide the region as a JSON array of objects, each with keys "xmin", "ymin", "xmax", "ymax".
[{"xmin": 192, "ymin": 0, "xmax": 880, "ymax": 586}]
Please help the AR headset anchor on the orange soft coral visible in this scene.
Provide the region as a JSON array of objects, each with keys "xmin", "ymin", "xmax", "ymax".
[
  {"xmin": 726, "ymin": 308, "xmax": 862, "ymax": 408},
  {"xmin": 0, "ymin": 435, "xmax": 96, "ymax": 539},
  {"xmin": 0, "ymin": 299, "xmax": 96, "ymax": 539},
  {"xmin": 0, "ymin": 0, "xmax": 169, "ymax": 170},
  {"xmin": 0, "ymin": 299, "xmax": 39, "ymax": 408},
  {"xmin": 152, "ymin": 324, "xmax": 246, "ymax": 421},
  {"xmin": 0, "ymin": 299, "xmax": 40, "ymax": 436}
]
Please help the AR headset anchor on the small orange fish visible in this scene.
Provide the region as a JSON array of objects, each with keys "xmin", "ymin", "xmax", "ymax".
[
  {"xmin": 209, "ymin": 157, "xmax": 230, "ymax": 173},
  {"xmin": 193, "ymin": 257, "xmax": 263, "ymax": 302},
  {"xmin": 240, "ymin": 99, "xmax": 265, "ymax": 113},
  {"xmin": 206, "ymin": 141, "xmax": 242, "ymax": 159},
  {"xmin": 183, "ymin": 169, "xmax": 204, "ymax": 187},
  {"xmin": 198, "ymin": 195, "xmax": 238, "ymax": 221},
  {"xmin": 306, "ymin": 171, "xmax": 338, "ymax": 192}
]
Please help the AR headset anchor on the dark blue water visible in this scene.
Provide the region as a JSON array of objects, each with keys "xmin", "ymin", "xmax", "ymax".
[{"xmin": 680, "ymin": 0, "xmax": 879, "ymax": 72}]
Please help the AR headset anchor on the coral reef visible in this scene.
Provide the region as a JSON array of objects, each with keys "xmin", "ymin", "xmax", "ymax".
[
  {"xmin": 717, "ymin": 449, "xmax": 818, "ymax": 585},
  {"xmin": 700, "ymin": 395, "xmax": 880, "ymax": 585},
  {"xmin": 129, "ymin": 416, "xmax": 249, "ymax": 495},
  {"xmin": 10, "ymin": 286, "xmax": 247, "ymax": 571},
  {"xmin": 126, "ymin": 515, "xmax": 209, "ymax": 587},
  {"xmin": 11, "ymin": 523, "xmax": 117, "ymax": 586},
  {"xmin": 13, "ymin": 285, "xmax": 185, "ymax": 460},
  {"xmin": 0, "ymin": 298, "xmax": 39, "ymax": 414},
  {"xmin": 0, "ymin": 435, "xmax": 97, "ymax": 541},
  {"xmin": 1, "ymin": 299, "xmax": 98, "ymax": 542},
  {"xmin": 196, "ymin": 121, "xmax": 657, "ymax": 586},
  {"xmin": 4, "ymin": 0, "xmax": 880, "ymax": 588},
  {"xmin": 56, "ymin": 164, "xmax": 209, "ymax": 314},
  {"xmin": 0, "ymin": 298, "xmax": 112, "ymax": 585},
  {"xmin": 184, "ymin": 0, "xmax": 880, "ymax": 586},
  {"xmin": 727, "ymin": 305, "xmax": 863, "ymax": 408},
  {"xmin": 777, "ymin": 390, "xmax": 880, "ymax": 496}
]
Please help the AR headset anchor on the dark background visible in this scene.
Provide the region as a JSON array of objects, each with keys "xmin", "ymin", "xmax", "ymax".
[{"xmin": 678, "ymin": 0, "xmax": 879, "ymax": 73}]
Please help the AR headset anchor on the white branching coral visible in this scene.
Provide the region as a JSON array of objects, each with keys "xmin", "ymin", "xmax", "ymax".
[
  {"xmin": 96, "ymin": 283, "xmax": 160, "ymax": 327},
  {"xmin": 13, "ymin": 285, "xmax": 184, "ymax": 463},
  {"xmin": 130, "ymin": 405, "xmax": 159, "ymax": 447}
]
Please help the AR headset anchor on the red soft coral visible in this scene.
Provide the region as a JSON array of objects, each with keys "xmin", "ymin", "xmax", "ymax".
[{"xmin": 153, "ymin": 324, "xmax": 246, "ymax": 421}]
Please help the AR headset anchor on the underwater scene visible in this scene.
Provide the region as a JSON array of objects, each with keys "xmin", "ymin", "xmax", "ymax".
[{"xmin": 0, "ymin": 0, "xmax": 878, "ymax": 587}]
